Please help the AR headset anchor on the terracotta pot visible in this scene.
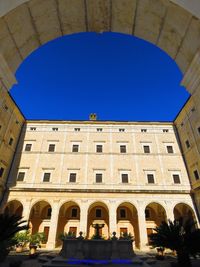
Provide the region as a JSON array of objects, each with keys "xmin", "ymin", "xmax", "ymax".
[
  {"xmin": 29, "ymin": 245, "xmax": 37, "ymax": 255},
  {"xmin": 16, "ymin": 245, "xmax": 23, "ymax": 253}
]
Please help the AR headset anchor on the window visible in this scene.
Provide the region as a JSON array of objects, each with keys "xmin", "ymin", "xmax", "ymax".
[
  {"xmin": 185, "ymin": 140, "xmax": 190, "ymax": 149},
  {"xmin": 25, "ymin": 144, "xmax": 32, "ymax": 151},
  {"xmin": 163, "ymin": 129, "xmax": 169, "ymax": 133},
  {"xmin": 96, "ymin": 145, "xmax": 103, "ymax": 153},
  {"xmin": 143, "ymin": 145, "xmax": 150, "ymax": 153},
  {"xmin": 121, "ymin": 174, "xmax": 128, "ymax": 183},
  {"xmin": 30, "ymin": 127, "xmax": 36, "ymax": 131},
  {"xmin": 96, "ymin": 173, "xmax": 102, "ymax": 183},
  {"xmin": 48, "ymin": 144, "xmax": 55, "ymax": 152},
  {"xmin": 194, "ymin": 170, "xmax": 199, "ymax": 180},
  {"xmin": 0, "ymin": 167, "xmax": 5, "ymax": 178},
  {"xmin": 71, "ymin": 208, "xmax": 78, "ymax": 218},
  {"xmin": 72, "ymin": 144, "xmax": 79, "ymax": 152},
  {"xmin": 47, "ymin": 208, "xmax": 52, "ymax": 217},
  {"xmin": 96, "ymin": 209, "xmax": 102, "ymax": 218},
  {"xmin": 17, "ymin": 172, "xmax": 25, "ymax": 181},
  {"xmin": 145, "ymin": 209, "xmax": 150, "ymax": 219},
  {"xmin": 4, "ymin": 105, "xmax": 8, "ymax": 111},
  {"xmin": 16, "ymin": 120, "xmax": 19, "ymax": 124},
  {"xmin": 119, "ymin": 128, "xmax": 125, "ymax": 132},
  {"xmin": 74, "ymin": 128, "xmax": 80, "ymax": 132},
  {"xmin": 69, "ymin": 173, "xmax": 76, "ymax": 183},
  {"xmin": 9, "ymin": 138, "xmax": 13, "ymax": 146},
  {"xmin": 120, "ymin": 209, "xmax": 126, "ymax": 218},
  {"xmin": 52, "ymin": 127, "xmax": 58, "ymax": 131},
  {"xmin": 147, "ymin": 174, "xmax": 154, "ymax": 184},
  {"xmin": 166, "ymin": 145, "xmax": 174, "ymax": 154},
  {"xmin": 173, "ymin": 174, "xmax": 181, "ymax": 184},
  {"xmin": 141, "ymin": 129, "xmax": 147, "ymax": 132},
  {"xmin": 191, "ymin": 107, "xmax": 195, "ymax": 112},
  {"xmin": 43, "ymin": 172, "xmax": 51, "ymax": 182},
  {"xmin": 97, "ymin": 128, "xmax": 102, "ymax": 132},
  {"xmin": 120, "ymin": 145, "xmax": 126, "ymax": 153},
  {"xmin": 198, "ymin": 127, "xmax": 200, "ymax": 135}
]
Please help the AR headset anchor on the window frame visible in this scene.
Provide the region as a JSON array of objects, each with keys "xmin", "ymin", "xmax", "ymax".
[
  {"xmin": 120, "ymin": 145, "xmax": 127, "ymax": 153},
  {"xmin": 17, "ymin": 171, "xmax": 25, "ymax": 182},
  {"xmin": 69, "ymin": 173, "xmax": 77, "ymax": 183},
  {"xmin": 72, "ymin": 144, "xmax": 79, "ymax": 153},
  {"xmin": 166, "ymin": 145, "xmax": 174, "ymax": 154},
  {"xmin": 95, "ymin": 208, "xmax": 102, "ymax": 218},
  {"xmin": 95, "ymin": 173, "xmax": 103, "ymax": 183},
  {"xmin": 172, "ymin": 174, "xmax": 181, "ymax": 184},
  {"xmin": 194, "ymin": 170, "xmax": 200, "ymax": 180},
  {"xmin": 147, "ymin": 173, "xmax": 155, "ymax": 184},
  {"xmin": 121, "ymin": 173, "xmax": 129, "ymax": 184},
  {"xmin": 48, "ymin": 144, "xmax": 55, "ymax": 152},
  {"xmin": 143, "ymin": 145, "xmax": 150, "ymax": 154},
  {"xmin": 25, "ymin": 143, "xmax": 32, "ymax": 152},
  {"xmin": 96, "ymin": 144, "xmax": 103, "ymax": 153},
  {"xmin": 43, "ymin": 172, "xmax": 51, "ymax": 182}
]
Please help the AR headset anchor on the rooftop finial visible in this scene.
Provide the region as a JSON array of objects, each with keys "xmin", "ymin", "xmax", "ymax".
[{"xmin": 89, "ymin": 113, "xmax": 97, "ymax": 121}]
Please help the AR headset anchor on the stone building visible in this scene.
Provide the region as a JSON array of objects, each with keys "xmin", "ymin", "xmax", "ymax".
[{"xmin": 1, "ymin": 101, "xmax": 199, "ymax": 250}]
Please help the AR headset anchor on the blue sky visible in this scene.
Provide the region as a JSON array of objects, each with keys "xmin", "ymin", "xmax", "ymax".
[{"xmin": 10, "ymin": 32, "xmax": 189, "ymax": 121}]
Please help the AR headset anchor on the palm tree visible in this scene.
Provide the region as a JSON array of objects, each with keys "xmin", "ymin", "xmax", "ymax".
[
  {"xmin": 0, "ymin": 213, "xmax": 28, "ymax": 262},
  {"xmin": 149, "ymin": 218, "xmax": 200, "ymax": 267}
]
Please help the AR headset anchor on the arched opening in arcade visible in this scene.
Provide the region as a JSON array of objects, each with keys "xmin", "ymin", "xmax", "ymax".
[
  {"xmin": 29, "ymin": 200, "xmax": 52, "ymax": 246},
  {"xmin": 145, "ymin": 202, "xmax": 167, "ymax": 244},
  {"xmin": 87, "ymin": 202, "xmax": 109, "ymax": 239},
  {"xmin": 174, "ymin": 203, "xmax": 197, "ymax": 224},
  {"xmin": 116, "ymin": 202, "xmax": 139, "ymax": 248},
  {"xmin": 56, "ymin": 201, "xmax": 80, "ymax": 247},
  {"xmin": 4, "ymin": 200, "xmax": 23, "ymax": 217}
]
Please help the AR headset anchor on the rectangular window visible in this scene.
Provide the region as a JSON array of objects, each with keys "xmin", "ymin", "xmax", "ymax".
[
  {"xmin": 141, "ymin": 129, "xmax": 147, "ymax": 132},
  {"xmin": 96, "ymin": 173, "xmax": 102, "ymax": 183},
  {"xmin": 0, "ymin": 167, "xmax": 5, "ymax": 178},
  {"xmin": 96, "ymin": 209, "xmax": 102, "ymax": 218},
  {"xmin": 198, "ymin": 127, "xmax": 200, "ymax": 135},
  {"xmin": 167, "ymin": 145, "xmax": 174, "ymax": 154},
  {"xmin": 119, "ymin": 128, "xmax": 125, "ymax": 132},
  {"xmin": 74, "ymin": 128, "xmax": 80, "ymax": 132},
  {"xmin": 52, "ymin": 127, "xmax": 58, "ymax": 131},
  {"xmin": 47, "ymin": 208, "xmax": 52, "ymax": 217},
  {"xmin": 121, "ymin": 174, "xmax": 128, "ymax": 183},
  {"xmin": 120, "ymin": 209, "xmax": 126, "ymax": 218},
  {"xmin": 72, "ymin": 144, "xmax": 79, "ymax": 152},
  {"xmin": 4, "ymin": 105, "xmax": 8, "ymax": 111},
  {"xmin": 194, "ymin": 170, "xmax": 199, "ymax": 180},
  {"xmin": 97, "ymin": 128, "xmax": 102, "ymax": 132},
  {"xmin": 30, "ymin": 127, "xmax": 36, "ymax": 131},
  {"xmin": 43, "ymin": 172, "xmax": 51, "ymax": 182},
  {"xmin": 9, "ymin": 138, "xmax": 13, "ymax": 146},
  {"xmin": 25, "ymin": 144, "xmax": 32, "ymax": 151},
  {"xmin": 173, "ymin": 174, "xmax": 181, "ymax": 184},
  {"xmin": 163, "ymin": 129, "xmax": 169, "ymax": 133},
  {"xmin": 185, "ymin": 140, "xmax": 190, "ymax": 149},
  {"xmin": 120, "ymin": 145, "xmax": 126, "ymax": 153},
  {"xmin": 69, "ymin": 173, "xmax": 76, "ymax": 183},
  {"xmin": 143, "ymin": 145, "xmax": 150, "ymax": 153},
  {"xmin": 48, "ymin": 144, "xmax": 55, "ymax": 152},
  {"xmin": 147, "ymin": 174, "xmax": 154, "ymax": 184},
  {"xmin": 17, "ymin": 172, "xmax": 25, "ymax": 181},
  {"xmin": 96, "ymin": 145, "xmax": 103, "ymax": 153},
  {"xmin": 71, "ymin": 208, "xmax": 78, "ymax": 218},
  {"xmin": 145, "ymin": 209, "xmax": 150, "ymax": 219}
]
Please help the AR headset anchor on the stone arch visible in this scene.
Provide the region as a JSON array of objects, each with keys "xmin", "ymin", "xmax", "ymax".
[
  {"xmin": 0, "ymin": 0, "xmax": 199, "ymax": 82},
  {"xmin": 4, "ymin": 199, "xmax": 23, "ymax": 217},
  {"xmin": 145, "ymin": 202, "xmax": 167, "ymax": 245},
  {"xmin": 29, "ymin": 200, "xmax": 52, "ymax": 246},
  {"xmin": 174, "ymin": 202, "xmax": 197, "ymax": 223},
  {"xmin": 116, "ymin": 202, "xmax": 139, "ymax": 249},
  {"xmin": 56, "ymin": 201, "xmax": 80, "ymax": 247},
  {"xmin": 87, "ymin": 201, "xmax": 109, "ymax": 239}
]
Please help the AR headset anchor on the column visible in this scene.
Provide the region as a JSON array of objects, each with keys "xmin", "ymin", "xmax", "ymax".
[
  {"xmin": 137, "ymin": 205, "xmax": 148, "ymax": 250},
  {"xmin": 165, "ymin": 202, "xmax": 174, "ymax": 221},
  {"xmin": 22, "ymin": 199, "xmax": 32, "ymax": 222},
  {"xmin": 79, "ymin": 201, "xmax": 88, "ymax": 237},
  {"xmin": 109, "ymin": 201, "xmax": 117, "ymax": 234},
  {"xmin": 46, "ymin": 200, "xmax": 60, "ymax": 249}
]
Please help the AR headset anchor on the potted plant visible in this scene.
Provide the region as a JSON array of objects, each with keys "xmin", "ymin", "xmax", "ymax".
[
  {"xmin": 13, "ymin": 230, "xmax": 29, "ymax": 252},
  {"xmin": 28, "ymin": 232, "xmax": 46, "ymax": 256}
]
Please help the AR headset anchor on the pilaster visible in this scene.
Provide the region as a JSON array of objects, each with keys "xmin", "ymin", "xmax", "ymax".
[{"xmin": 137, "ymin": 203, "xmax": 148, "ymax": 250}]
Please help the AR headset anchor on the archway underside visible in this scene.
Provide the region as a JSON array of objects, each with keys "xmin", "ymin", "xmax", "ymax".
[{"xmin": 0, "ymin": 0, "xmax": 200, "ymax": 76}]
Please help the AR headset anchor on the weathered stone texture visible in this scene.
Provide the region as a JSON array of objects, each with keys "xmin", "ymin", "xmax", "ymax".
[
  {"xmin": 111, "ymin": 0, "xmax": 136, "ymax": 35},
  {"xmin": 134, "ymin": 0, "xmax": 169, "ymax": 44},
  {"xmin": 86, "ymin": 0, "xmax": 111, "ymax": 32},
  {"xmin": 158, "ymin": 3, "xmax": 192, "ymax": 59},
  {"xmin": 57, "ymin": 0, "xmax": 86, "ymax": 34},
  {"xmin": 28, "ymin": 0, "xmax": 62, "ymax": 44}
]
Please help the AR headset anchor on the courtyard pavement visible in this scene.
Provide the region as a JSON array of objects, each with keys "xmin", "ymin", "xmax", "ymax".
[{"xmin": 1, "ymin": 249, "xmax": 200, "ymax": 267}]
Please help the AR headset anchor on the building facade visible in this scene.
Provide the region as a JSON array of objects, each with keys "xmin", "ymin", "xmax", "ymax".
[{"xmin": 2, "ymin": 117, "xmax": 199, "ymax": 249}]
